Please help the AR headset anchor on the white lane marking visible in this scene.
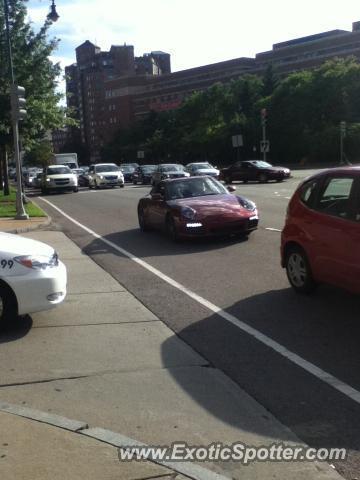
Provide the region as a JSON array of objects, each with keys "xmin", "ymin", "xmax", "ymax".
[
  {"xmin": 39, "ymin": 197, "xmax": 360, "ymax": 406},
  {"xmin": 265, "ymin": 227, "xmax": 282, "ymax": 232}
]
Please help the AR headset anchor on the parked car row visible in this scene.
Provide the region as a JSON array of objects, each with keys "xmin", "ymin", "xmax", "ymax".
[
  {"xmin": 130, "ymin": 160, "xmax": 289, "ymax": 186},
  {"xmin": 20, "ymin": 160, "xmax": 291, "ymax": 192}
]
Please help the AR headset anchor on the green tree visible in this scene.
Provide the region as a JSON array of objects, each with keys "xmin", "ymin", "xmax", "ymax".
[
  {"xmin": 23, "ymin": 139, "xmax": 52, "ymax": 167},
  {"xmin": 0, "ymin": 0, "xmax": 72, "ymax": 153}
]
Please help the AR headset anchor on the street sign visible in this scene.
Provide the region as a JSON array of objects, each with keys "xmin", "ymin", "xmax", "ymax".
[
  {"xmin": 232, "ymin": 134, "xmax": 243, "ymax": 148},
  {"xmin": 260, "ymin": 140, "xmax": 270, "ymax": 153},
  {"xmin": 137, "ymin": 150, "xmax": 145, "ymax": 159}
]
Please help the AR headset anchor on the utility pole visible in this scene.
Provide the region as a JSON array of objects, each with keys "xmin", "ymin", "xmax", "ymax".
[
  {"xmin": 339, "ymin": 121, "xmax": 346, "ymax": 165},
  {"xmin": 3, "ymin": 0, "xmax": 59, "ymax": 218},
  {"xmin": 260, "ymin": 108, "xmax": 269, "ymax": 161},
  {"xmin": 4, "ymin": 0, "xmax": 28, "ymax": 219}
]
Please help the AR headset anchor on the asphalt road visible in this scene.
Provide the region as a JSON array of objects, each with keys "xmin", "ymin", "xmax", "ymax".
[{"xmin": 34, "ymin": 170, "xmax": 360, "ymax": 479}]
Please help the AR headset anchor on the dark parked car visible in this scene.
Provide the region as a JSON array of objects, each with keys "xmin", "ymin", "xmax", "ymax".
[
  {"xmin": 151, "ymin": 164, "xmax": 190, "ymax": 186},
  {"xmin": 221, "ymin": 160, "xmax": 291, "ymax": 184},
  {"xmin": 137, "ymin": 176, "xmax": 259, "ymax": 241},
  {"xmin": 120, "ymin": 164, "xmax": 136, "ymax": 182},
  {"xmin": 78, "ymin": 171, "xmax": 89, "ymax": 187},
  {"xmin": 281, "ymin": 166, "xmax": 360, "ymax": 294},
  {"xmin": 132, "ymin": 165, "xmax": 157, "ymax": 185}
]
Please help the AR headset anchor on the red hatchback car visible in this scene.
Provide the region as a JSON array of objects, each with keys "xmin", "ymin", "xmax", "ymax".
[{"xmin": 281, "ymin": 167, "xmax": 360, "ymax": 294}]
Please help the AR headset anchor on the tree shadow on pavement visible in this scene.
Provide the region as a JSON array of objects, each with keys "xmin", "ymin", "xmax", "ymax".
[{"xmin": 161, "ymin": 285, "xmax": 360, "ymax": 459}]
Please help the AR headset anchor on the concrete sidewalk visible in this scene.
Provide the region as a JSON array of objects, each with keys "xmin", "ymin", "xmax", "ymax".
[
  {"xmin": 0, "ymin": 216, "xmax": 50, "ymax": 234},
  {"xmin": 0, "ymin": 230, "xmax": 343, "ymax": 480}
]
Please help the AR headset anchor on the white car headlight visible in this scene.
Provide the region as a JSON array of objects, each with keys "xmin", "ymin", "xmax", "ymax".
[
  {"xmin": 14, "ymin": 252, "xmax": 59, "ymax": 270},
  {"xmin": 99, "ymin": 175, "xmax": 104, "ymax": 180}
]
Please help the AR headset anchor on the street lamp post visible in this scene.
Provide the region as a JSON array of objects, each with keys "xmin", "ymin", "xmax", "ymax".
[{"xmin": 3, "ymin": 0, "xmax": 59, "ymax": 219}]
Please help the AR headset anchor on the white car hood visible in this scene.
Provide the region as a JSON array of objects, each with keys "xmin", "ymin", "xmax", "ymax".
[
  {"xmin": 0, "ymin": 232, "xmax": 54, "ymax": 257},
  {"xmin": 46, "ymin": 174, "xmax": 76, "ymax": 180},
  {"xmin": 196, "ymin": 169, "xmax": 219, "ymax": 175},
  {"xmin": 97, "ymin": 171, "xmax": 123, "ymax": 176}
]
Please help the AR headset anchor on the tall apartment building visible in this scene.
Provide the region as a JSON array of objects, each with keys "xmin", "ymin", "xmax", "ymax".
[
  {"xmin": 65, "ymin": 21, "xmax": 360, "ymax": 162},
  {"xmin": 65, "ymin": 41, "xmax": 170, "ymax": 162}
]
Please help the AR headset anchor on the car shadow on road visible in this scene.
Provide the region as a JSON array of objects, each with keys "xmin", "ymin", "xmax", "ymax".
[
  {"xmin": 0, "ymin": 315, "xmax": 32, "ymax": 343},
  {"xmin": 161, "ymin": 286, "xmax": 360, "ymax": 457},
  {"xmin": 83, "ymin": 227, "xmax": 251, "ymax": 258}
]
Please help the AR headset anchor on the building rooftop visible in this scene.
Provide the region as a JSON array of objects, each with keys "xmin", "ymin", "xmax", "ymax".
[{"xmin": 273, "ymin": 29, "xmax": 349, "ymax": 50}]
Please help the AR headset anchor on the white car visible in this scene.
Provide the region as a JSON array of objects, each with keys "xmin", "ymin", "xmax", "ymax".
[
  {"xmin": 0, "ymin": 233, "xmax": 67, "ymax": 326},
  {"xmin": 88, "ymin": 163, "xmax": 125, "ymax": 189},
  {"xmin": 41, "ymin": 165, "xmax": 78, "ymax": 194}
]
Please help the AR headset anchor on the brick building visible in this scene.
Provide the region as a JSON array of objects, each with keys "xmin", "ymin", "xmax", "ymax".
[
  {"xmin": 64, "ymin": 21, "xmax": 360, "ymax": 162},
  {"xmin": 65, "ymin": 41, "xmax": 170, "ymax": 162}
]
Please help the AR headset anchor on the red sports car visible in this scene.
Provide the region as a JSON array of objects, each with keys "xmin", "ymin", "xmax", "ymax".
[{"xmin": 137, "ymin": 176, "xmax": 259, "ymax": 241}]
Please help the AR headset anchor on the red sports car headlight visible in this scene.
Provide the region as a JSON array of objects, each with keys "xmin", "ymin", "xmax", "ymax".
[
  {"xmin": 181, "ymin": 206, "xmax": 196, "ymax": 220},
  {"xmin": 237, "ymin": 196, "xmax": 257, "ymax": 211}
]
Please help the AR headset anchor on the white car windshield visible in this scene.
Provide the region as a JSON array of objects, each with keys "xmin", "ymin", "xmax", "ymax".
[
  {"xmin": 252, "ymin": 161, "xmax": 272, "ymax": 168},
  {"xmin": 160, "ymin": 165, "xmax": 184, "ymax": 172},
  {"xmin": 192, "ymin": 163, "xmax": 213, "ymax": 169},
  {"xmin": 47, "ymin": 167, "xmax": 72, "ymax": 174},
  {"xmin": 141, "ymin": 166, "xmax": 156, "ymax": 173},
  {"xmin": 166, "ymin": 177, "xmax": 228, "ymax": 200},
  {"xmin": 95, "ymin": 165, "xmax": 119, "ymax": 173}
]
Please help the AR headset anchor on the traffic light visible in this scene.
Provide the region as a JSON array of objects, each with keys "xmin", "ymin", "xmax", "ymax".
[
  {"xmin": 261, "ymin": 108, "xmax": 267, "ymax": 125},
  {"xmin": 10, "ymin": 84, "xmax": 27, "ymax": 121}
]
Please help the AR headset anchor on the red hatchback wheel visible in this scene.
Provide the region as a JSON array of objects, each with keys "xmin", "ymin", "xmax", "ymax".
[{"xmin": 285, "ymin": 246, "xmax": 316, "ymax": 294}]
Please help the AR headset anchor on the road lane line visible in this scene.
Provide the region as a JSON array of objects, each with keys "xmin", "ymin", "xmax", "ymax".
[
  {"xmin": 39, "ymin": 197, "xmax": 360, "ymax": 406},
  {"xmin": 265, "ymin": 227, "xmax": 282, "ymax": 232}
]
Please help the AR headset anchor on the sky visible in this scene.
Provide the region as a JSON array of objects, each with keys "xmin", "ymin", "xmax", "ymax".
[{"xmin": 26, "ymin": 0, "xmax": 360, "ymax": 96}]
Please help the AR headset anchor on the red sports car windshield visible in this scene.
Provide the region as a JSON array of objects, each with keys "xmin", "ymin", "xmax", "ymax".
[{"xmin": 166, "ymin": 177, "xmax": 227, "ymax": 200}]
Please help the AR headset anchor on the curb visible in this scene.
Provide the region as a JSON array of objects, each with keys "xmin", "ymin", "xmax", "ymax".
[
  {"xmin": 0, "ymin": 400, "xmax": 227, "ymax": 480},
  {"xmin": 0, "ymin": 215, "xmax": 52, "ymax": 234}
]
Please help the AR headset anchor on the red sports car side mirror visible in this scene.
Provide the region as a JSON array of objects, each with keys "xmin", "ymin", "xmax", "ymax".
[{"xmin": 151, "ymin": 193, "xmax": 163, "ymax": 200}]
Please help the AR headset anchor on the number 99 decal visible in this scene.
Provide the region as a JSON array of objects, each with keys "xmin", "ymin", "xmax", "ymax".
[{"xmin": 0, "ymin": 259, "xmax": 14, "ymax": 269}]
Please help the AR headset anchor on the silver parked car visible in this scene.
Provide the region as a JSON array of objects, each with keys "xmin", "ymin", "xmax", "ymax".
[
  {"xmin": 151, "ymin": 164, "xmax": 190, "ymax": 186},
  {"xmin": 186, "ymin": 162, "xmax": 220, "ymax": 179}
]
